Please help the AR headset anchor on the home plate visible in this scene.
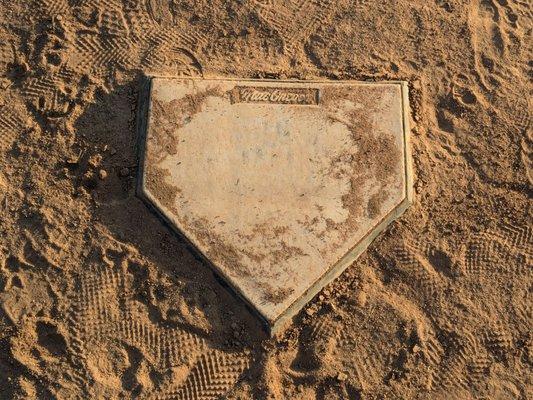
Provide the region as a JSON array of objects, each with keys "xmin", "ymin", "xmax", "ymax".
[{"xmin": 137, "ymin": 77, "xmax": 413, "ymax": 334}]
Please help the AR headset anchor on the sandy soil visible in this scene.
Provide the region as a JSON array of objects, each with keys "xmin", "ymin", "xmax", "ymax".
[{"xmin": 0, "ymin": 0, "xmax": 531, "ymax": 399}]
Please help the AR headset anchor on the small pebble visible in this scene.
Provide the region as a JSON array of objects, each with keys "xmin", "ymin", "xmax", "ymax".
[
  {"xmin": 356, "ymin": 290, "xmax": 367, "ymax": 307},
  {"xmin": 98, "ymin": 169, "xmax": 107, "ymax": 180},
  {"xmin": 88, "ymin": 154, "xmax": 102, "ymax": 168},
  {"xmin": 337, "ymin": 371, "xmax": 347, "ymax": 381},
  {"xmin": 66, "ymin": 156, "xmax": 79, "ymax": 166}
]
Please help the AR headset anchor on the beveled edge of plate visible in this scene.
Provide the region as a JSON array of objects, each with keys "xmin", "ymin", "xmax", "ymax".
[{"xmin": 136, "ymin": 76, "xmax": 414, "ymax": 336}]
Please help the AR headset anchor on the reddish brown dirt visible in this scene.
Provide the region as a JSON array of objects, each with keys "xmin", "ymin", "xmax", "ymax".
[{"xmin": 0, "ymin": 1, "xmax": 531, "ymax": 399}]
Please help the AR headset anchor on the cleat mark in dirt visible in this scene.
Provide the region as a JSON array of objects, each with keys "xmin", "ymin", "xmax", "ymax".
[
  {"xmin": 464, "ymin": 223, "xmax": 532, "ymax": 275},
  {"xmin": 392, "ymin": 239, "xmax": 450, "ymax": 299},
  {"xmin": 251, "ymin": 0, "xmax": 337, "ymax": 55},
  {"xmin": 67, "ymin": 249, "xmax": 249, "ymax": 399},
  {"xmin": 0, "ymin": 104, "xmax": 26, "ymax": 151},
  {"xmin": 153, "ymin": 352, "xmax": 250, "ymax": 400}
]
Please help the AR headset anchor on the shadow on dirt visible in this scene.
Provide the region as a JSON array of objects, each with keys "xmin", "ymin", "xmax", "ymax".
[{"xmin": 72, "ymin": 75, "xmax": 268, "ymax": 346}]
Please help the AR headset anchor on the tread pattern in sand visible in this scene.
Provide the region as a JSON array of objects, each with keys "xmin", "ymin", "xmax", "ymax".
[
  {"xmin": 434, "ymin": 331, "xmax": 480, "ymax": 391},
  {"xmin": 140, "ymin": 30, "xmax": 203, "ymax": 75},
  {"xmin": 0, "ymin": 35, "xmax": 27, "ymax": 152},
  {"xmin": 468, "ymin": 0, "xmax": 527, "ymax": 95},
  {"xmin": 0, "ymin": 40, "xmax": 13, "ymax": 72},
  {"xmin": 101, "ymin": 8, "xmax": 131, "ymax": 37},
  {"xmin": 464, "ymin": 223, "xmax": 532, "ymax": 275},
  {"xmin": 153, "ymin": 352, "xmax": 250, "ymax": 400},
  {"xmin": 35, "ymin": 0, "xmax": 69, "ymax": 16},
  {"xmin": 0, "ymin": 104, "xmax": 25, "ymax": 151},
  {"xmin": 296, "ymin": 303, "xmax": 421, "ymax": 392},
  {"xmin": 68, "ymin": 2, "xmax": 205, "ymax": 77},
  {"xmin": 422, "ymin": 332, "xmax": 446, "ymax": 390},
  {"xmin": 481, "ymin": 320, "xmax": 514, "ymax": 361},
  {"xmin": 251, "ymin": 0, "xmax": 336, "ymax": 54},
  {"xmin": 392, "ymin": 240, "xmax": 449, "ymax": 299},
  {"xmin": 68, "ymin": 255, "xmax": 249, "ymax": 398},
  {"xmin": 21, "ymin": 66, "xmax": 81, "ymax": 119},
  {"xmin": 71, "ymin": 35, "xmax": 137, "ymax": 76}
]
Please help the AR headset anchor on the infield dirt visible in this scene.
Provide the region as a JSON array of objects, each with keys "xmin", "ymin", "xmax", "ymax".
[{"xmin": 0, "ymin": 1, "xmax": 531, "ymax": 399}]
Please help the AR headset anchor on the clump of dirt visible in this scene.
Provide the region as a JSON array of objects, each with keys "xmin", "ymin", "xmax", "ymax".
[{"xmin": 0, "ymin": 1, "xmax": 531, "ymax": 399}]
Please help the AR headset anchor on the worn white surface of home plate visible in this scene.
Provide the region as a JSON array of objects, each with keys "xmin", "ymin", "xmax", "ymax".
[{"xmin": 137, "ymin": 77, "xmax": 413, "ymax": 334}]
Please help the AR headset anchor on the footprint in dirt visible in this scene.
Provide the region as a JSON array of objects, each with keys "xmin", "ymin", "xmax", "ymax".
[
  {"xmin": 8, "ymin": 317, "xmax": 80, "ymax": 398},
  {"xmin": 281, "ymin": 276, "xmax": 438, "ymax": 398},
  {"xmin": 468, "ymin": 0, "xmax": 526, "ymax": 95},
  {"xmin": 0, "ymin": 92, "xmax": 29, "ymax": 153},
  {"xmin": 251, "ymin": 0, "xmax": 338, "ymax": 56},
  {"xmin": 66, "ymin": 238, "xmax": 251, "ymax": 399},
  {"xmin": 463, "ymin": 223, "xmax": 532, "ymax": 276}
]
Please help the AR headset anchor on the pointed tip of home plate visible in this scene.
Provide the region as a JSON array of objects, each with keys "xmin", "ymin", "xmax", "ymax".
[{"xmin": 137, "ymin": 76, "xmax": 413, "ymax": 335}]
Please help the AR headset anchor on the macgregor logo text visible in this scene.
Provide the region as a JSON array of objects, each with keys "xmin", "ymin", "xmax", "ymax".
[{"xmin": 231, "ymin": 86, "xmax": 319, "ymax": 105}]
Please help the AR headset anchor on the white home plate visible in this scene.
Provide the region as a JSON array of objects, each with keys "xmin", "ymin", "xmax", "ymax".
[{"xmin": 138, "ymin": 77, "xmax": 412, "ymax": 333}]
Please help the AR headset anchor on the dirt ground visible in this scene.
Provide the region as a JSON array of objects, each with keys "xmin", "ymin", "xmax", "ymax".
[{"xmin": 0, "ymin": 0, "xmax": 531, "ymax": 399}]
